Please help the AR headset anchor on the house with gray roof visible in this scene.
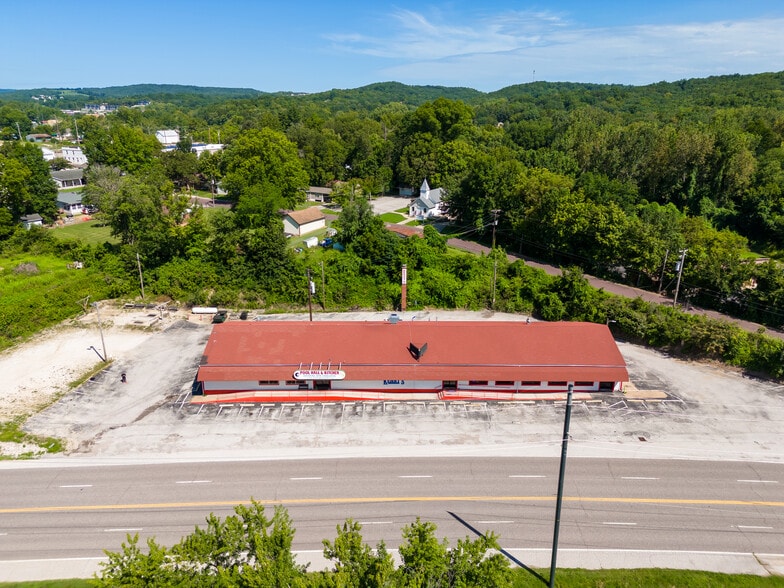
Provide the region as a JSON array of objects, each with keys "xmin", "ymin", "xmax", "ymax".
[
  {"xmin": 57, "ymin": 191, "xmax": 84, "ymax": 214},
  {"xmin": 50, "ymin": 168, "xmax": 85, "ymax": 189}
]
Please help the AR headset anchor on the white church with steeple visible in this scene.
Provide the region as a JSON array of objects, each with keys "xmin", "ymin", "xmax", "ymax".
[{"xmin": 408, "ymin": 179, "xmax": 445, "ymax": 220}]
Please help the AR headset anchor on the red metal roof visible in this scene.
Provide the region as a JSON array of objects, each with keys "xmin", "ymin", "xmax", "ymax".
[{"xmin": 197, "ymin": 320, "xmax": 628, "ymax": 383}]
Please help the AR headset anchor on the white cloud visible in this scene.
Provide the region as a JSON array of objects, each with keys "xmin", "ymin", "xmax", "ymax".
[{"xmin": 328, "ymin": 9, "xmax": 784, "ymax": 89}]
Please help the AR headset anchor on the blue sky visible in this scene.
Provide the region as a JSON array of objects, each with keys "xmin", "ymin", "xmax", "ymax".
[{"xmin": 2, "ymin": 1, "xmax": 783, "ymax": 92}]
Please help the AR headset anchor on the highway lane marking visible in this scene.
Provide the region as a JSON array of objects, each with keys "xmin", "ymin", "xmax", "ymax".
[
  {"xmin": 104, "ymin": 528, "xmax": 142, "ymax": 532},
  {"xmin": 509, "ymin": 475, "xmax": 546, "ymax": 478},
  {"xmin": 175, "ymin": 480, "xmax": 212, "ymax": 484},
  {"xmin": 399, "ymin": 475, "xmax": 432, "ymax": 479},
  {"xmin": 476, "ymin": 520, "xmax": 514, "ymax": 524},
  {"xmin": 358, "ymin": 521, "xmax": 394, "ymax": 525},
  {"xmin": 737, "ymin": 479, "xmax": 778, "ymax": 484},
  {"xmin": 602, "ymin": 522, "xmax": 637, "ymax": 526},
  {"xmin": 736, "ymin": 525, "xmax": 774, "ymax": 530},
  {"xmin": 290, "ymin": 477, "xmax": 323, "ymax": 481},
  {"xmin": 621, "ymin": 477, "xmax": 659, "ymax": 480},
  {"xmin": 59, "ymin": 484, "xmax": 93, "ymax": 488},
  {"xmin": 3, "ymin": 495, "xmax": 784, "ymax": 515}
]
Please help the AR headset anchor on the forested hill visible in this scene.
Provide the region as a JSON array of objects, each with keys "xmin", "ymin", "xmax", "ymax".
[
  {"xmin": 0, "ymin": 84, "xmax": 265, "ymax": 107},
  {"xmin": 3, "ymin": 73, "xmax": 783, "ymax": 111}
]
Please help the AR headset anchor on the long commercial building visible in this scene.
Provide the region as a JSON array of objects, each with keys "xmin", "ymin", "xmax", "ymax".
[{"xmin": 194, "ymin": 319, "xmax": 628, "ymax": 403}]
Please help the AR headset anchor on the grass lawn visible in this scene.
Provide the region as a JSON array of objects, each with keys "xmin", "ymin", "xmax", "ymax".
[
  {"xmin": 50, "ymin": 219, "xmax": 117, "ymax": 245},
  {"xmin": 379, "ymin": 212, "xmax": 405, "ymax": 223},
  {"xmin": 395, "ymin": 206, "xmax": 409, "ymax": 213}
]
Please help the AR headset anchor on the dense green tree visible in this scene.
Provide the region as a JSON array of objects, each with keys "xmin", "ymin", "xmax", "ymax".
[
  {"xmin": 322, "ymin": 519, "xmax": 395, "ymax": 588},
  {"xmin": 161, "ymin": 148, "xmax": 200, "ymax": 190},
  {"xmin": 222, "ymin": 128, "xmax": 309, "ymax": 206},
  {"xmin": 81, "ymin": 120, "xmax": 162, "ymax": 174},
  {"xmin": 0, "ymin": 141, "xmax": 58, "ymax": 220}
]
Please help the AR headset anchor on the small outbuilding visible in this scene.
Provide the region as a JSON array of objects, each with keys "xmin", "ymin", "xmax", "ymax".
[
  {"xmin": 282, "ymin": 207, "xmax": 326, "ymax": 236},
  {"xmin": 20, "ymin": 214, "xmax": 44, "ymax": 229}
]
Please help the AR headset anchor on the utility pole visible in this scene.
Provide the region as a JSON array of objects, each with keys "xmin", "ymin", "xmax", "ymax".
[
  {"xmin": 491, "ymin": 209, "xmax": 501, "ymax": 249},
  {"xmin": 320, "ymin": 261, "xmax": 326, "ymax": 309},
  {"xmin": 658, "ymin": 249, "xmax": 669, "ymax": 294},
  {"xmin": 549, "ymin": 383, "xmax": 574, "ymax": 588},
  {"xmin": 673, "ymin": 249, "xmax": 688, "ymax": 306},
  {"xmin": 491, "ymin": 258, "xmax": 497, "ymax": 310},
  {"xmin": 306, "ymin": 269, "xmax": 314, "ymax": 321},
  {"xmin": 136, "ymin": 252, "xmax": 145, "ymax": 300}
]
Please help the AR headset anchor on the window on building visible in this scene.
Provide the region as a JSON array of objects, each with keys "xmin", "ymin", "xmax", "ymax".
[
  {"xmin": 599, "ymin": 381, "xmax": 614, "ymax": 391},
  {"xmin": 258, "ymin": 380, "xmax": 278, "ymax": 386},
  {"xmin": 548, "ymin": 381, "xmax": 568, "ymax": 387},
  {"xmin": 468, "ymin": 380, "xmax": 488, "ymax": 386},
  {"xmin": 520, "ymin": 381, "xmax": 541, "ymax": 386},
  {"xmin": 575, "ymin": 381, "xmax": 594, "ymax": 387},
  {"xmin": 442, "ymin": 380, "xmax": 457, "ymax": 389},
  {"xmin": 495, "ymin": 380, "xmax": 514, "ymax": 386}
]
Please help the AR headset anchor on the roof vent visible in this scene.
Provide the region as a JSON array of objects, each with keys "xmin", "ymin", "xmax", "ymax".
[
  {"xmin": 408, "ymin": 342, "xmax": 428, "ymax": 361},
  {"xmin": 388, "ymin": 313, "xmax": 400, "ymax": 324}
]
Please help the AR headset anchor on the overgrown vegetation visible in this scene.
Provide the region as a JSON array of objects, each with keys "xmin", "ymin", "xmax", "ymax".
[{"xmin": 0, "ymin": 417, "xmax": 64, "ymax": 459}]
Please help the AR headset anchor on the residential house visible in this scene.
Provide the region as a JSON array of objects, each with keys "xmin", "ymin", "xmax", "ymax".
[
  {"xmin": 57, "ymin": 191, "xmax": 84, "ymax": 215},
  {"xmin": 408, "ymin": 179, "xmax": 445, "ymax": 219},
  {"xmin": 25, "ymin": 133, "xmax": 51, "ymax": 142},
  {"xmin": 51, "ymin": 169, "xmax": 85, "ymax": 189},
  {"xmin": 306, "ymin": 186, "xmax": 333, "ymax": 203},
  {"xmin": 282, "ymin": 207, "xmax": 326, "ymax": 236},
  {"xmin": 61, "ymin": 146, "xmax": 88, "ymax": 166},
  {"xmin": 41, "ymin": 147, "xmax": 56, "ymax": 161}
]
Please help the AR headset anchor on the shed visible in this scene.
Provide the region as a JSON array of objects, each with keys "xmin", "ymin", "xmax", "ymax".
[
  {"xmin": 20, "ymin": 214, "xmax": 44, "ymax": 229},
  {"xmin": 282, "ymin": 207, "xmax": 326, "ymax": 236}
]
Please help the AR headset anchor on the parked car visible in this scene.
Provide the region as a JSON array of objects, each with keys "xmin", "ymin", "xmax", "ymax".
[
  {"xmin": 321, "ymin": 237, "xmax": 333, "ymax": 248},
  {"xmin": 212, "ymin": 310, "xmax": 228, "ymax": 323}
]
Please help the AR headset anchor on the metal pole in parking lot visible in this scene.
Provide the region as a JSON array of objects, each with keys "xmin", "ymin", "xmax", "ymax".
[
  {"xmin": 549, "ymin": 383, "xmax": 573, "ymax": 588},
  {"xmin": 92, "ymin": 302, "xmax": 107, "ymax": 362}
]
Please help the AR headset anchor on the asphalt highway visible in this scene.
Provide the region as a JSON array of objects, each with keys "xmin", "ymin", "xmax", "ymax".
[{"xmin": 1, "ymin": 456, "xmax": 783, "ymax": 580}]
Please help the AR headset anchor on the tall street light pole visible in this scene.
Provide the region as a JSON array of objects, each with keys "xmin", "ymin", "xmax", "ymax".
[{"xmin": 549, "ymin": 383, "xmax": 574, "ymax": 588}]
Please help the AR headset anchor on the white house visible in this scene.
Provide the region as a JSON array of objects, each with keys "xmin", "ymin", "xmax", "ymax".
[
  {"xmin": 60, "ymin": 146, "xmax": 88, "ymax": 166},
  {"xmin": 409, "ymin": 179, "xmax": 446, "ymax": 219},
  {"xmin": 155, "ymin": 129, "xmax": 180, "ymax": 146},
  {"xmin": 41, "ymin": 147, "xmax": 56, "ymax": 161},
  {"xmin": 282, "ymin": 207, "xmax": 326, "ymax": 236}
]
